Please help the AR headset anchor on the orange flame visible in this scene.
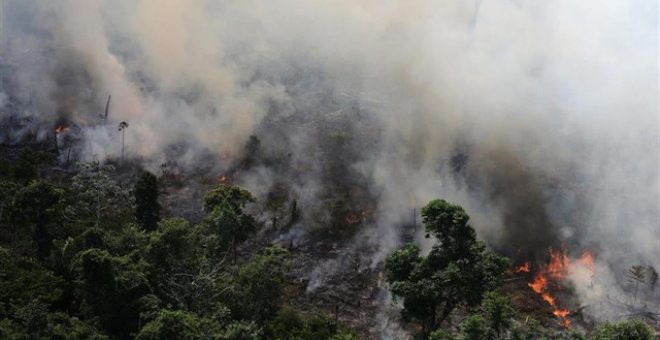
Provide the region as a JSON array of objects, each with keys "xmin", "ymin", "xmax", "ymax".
[
  {"xmin": 553, "ymin": 309, "xmax": 570, "ymax": 318},
  {"xmin": 528, "ymin": 274, "xmax": 547, "ymax": 293},
  {"xmin": 547, "ymin": 248, "xmax": 571, "ymax": 280},
  {"xmin": 516, "ymin": 262, "xmax": 531, "ymax": 273},
  {"xmin": 345, "ymin": 210, "xmax": 371, "ymax": 224},
  {"xmin": 55, "ymin": 126, "xmax": 70, "ymax": 134},
  {"xmin": 523, "ymin": 247, "xmax": 596, "ymax": 329},
  {"xmin": 577, "ymin": 250, "xmax": 596, "ymax": 276}
]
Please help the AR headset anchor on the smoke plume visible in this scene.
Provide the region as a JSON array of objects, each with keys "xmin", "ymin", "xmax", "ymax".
[{"xmin": 1, "ymin": 0, "xmax": 657, "ymax": 325}]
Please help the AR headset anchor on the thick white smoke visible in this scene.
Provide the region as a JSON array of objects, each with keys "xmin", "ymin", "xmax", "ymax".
[{"xmin": 1, "ymin": 0, "xmax": 657, "ymax": 325}]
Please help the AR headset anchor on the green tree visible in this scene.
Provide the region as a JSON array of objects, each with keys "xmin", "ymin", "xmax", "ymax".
[
  {"xmin": 0, "ymin": 181, "xmax": 19, "ymax": 231},
  {"xmin": 74, "ymin": 248, "xmax": 150, "ymax": 337},
  {"xmin": 429, "ymin": 329, "xmax": 455, "ymax": 340},
  {"xmin": 461, "ymin": 314, "xmax": 489, "ymax": 340},
  {"xmin": 147, "ymin": 219, "xmax": 224, "ymax": 316},
  {"xmin": 46, "ymin": 312, "xmax": 108, "ymax": 339},
  {"xmin": 226, "ymin": 246, "xmax": 289, "ymax": 323},
  {"xmin": 384, "ymin": 199, "xmax": 509, "ymax": 338},
  {"xmin": 0, "ymin": 248, "xmax": 65, "ymax": 312},
  {"xmin": 136, "ymin": 310, "xmax": 218, "ymax": 340},
  {"xmin": 481, "ymin": 292, "xmax": 516, "ymax": 339},
  {"xmin": 134, "ymin": 171, "xmax": 160, "ymax": 231},
  {"xmin": 204, "ymin": 184, "xmax": 256, "ymax": 263},
  {"xmin": 11, "ymin": 180, "xmax": 64, "ymax": 259},
  {"xmin": 589, "ymin": 319, "xmax": 653, "ymax": 340},
  {"xmin": 65, "ymin": 162, "xmax": 133, "ymax": 229},
  {"xmin": 221, "ymin": 320, "xmax": 263, "ymax": 340},
  {"xmin": 266, "ymin": 307, "xmax": 343, "ymax": 340}
]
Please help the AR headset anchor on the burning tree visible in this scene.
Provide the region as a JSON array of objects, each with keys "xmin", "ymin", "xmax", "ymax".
[{"xmin": 384, "ymin": 199, "xmax": 509, "ymax": 338}]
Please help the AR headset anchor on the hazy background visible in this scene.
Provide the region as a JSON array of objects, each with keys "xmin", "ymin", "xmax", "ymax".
[{"xmin": 1, "ymin": 0, "xmax": 657, "ymax": 322}]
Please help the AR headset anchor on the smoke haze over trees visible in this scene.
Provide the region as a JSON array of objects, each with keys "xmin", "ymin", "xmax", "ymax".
[{"xmin": 1, "ymin": 0, "xmax": 658, "ymax": 338}]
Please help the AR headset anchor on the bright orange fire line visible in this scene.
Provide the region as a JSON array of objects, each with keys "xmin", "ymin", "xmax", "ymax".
[{"xmin": 522, "ymin": 247, "xmax": 596, "ymax": 329}]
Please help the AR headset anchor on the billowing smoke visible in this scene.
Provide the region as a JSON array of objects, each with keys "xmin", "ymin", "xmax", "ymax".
[{"xmin": 2, "ymin": 0, "xmax": 657, "ymax": 325}]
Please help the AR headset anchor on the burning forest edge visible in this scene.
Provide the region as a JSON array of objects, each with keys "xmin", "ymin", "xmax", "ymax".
[
  {"xmin": 0, "ymin": 144, "xmax": 658, "ymax": 339},
  {"xmin": 1, "ymin": 0, "xmax": 659, "ymax": 339}
]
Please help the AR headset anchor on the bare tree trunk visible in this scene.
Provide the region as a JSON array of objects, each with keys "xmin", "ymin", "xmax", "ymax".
[
  {"xmin": 104, "ymin": 95, "xmax": 111, "ymax": 121},
  {"xmin": 121, "ymin": 130, "xmax": 125, "ymax": 163}
]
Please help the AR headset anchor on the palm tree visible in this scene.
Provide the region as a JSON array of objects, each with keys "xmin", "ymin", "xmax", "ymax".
[
  {"xmin": 628, "ymin": 265, "xmax": 647, "ymax": 307},
  {"xmin": 118, "ymin": 121, "xmax": 129, "ymax": 162}
]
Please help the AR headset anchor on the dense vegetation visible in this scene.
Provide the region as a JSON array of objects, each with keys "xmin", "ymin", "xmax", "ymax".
[
  {"xmin": 385, "ymin": 199, "xmax": 655, "ymax": 340},
  {"xmin": 0, "ymin": 150, "xmax": 654, "ymax": 339},
  {"xmin": 0, "ymin": 150, "xmax": 357, "ymax": 339}
]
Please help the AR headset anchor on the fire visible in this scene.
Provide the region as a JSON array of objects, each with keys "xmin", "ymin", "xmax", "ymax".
[
  {"xmin": 577, "ymin": 250, "xmax": 596, "ymax": 276},
  {"xmin": 541, "ymin": 293, "xmax": 555, "ymax": 306},
  {"xmin": 528, "ymin": 274, "xmax": 547, "ymax": 293},
  {"xmin": 217, "ymin": 161, "xmax": 247, "ymax": 184},
  {"xmin": 522, "ymin": 248, "xmax": 597, "ymax": 328},
  {"xmin": 553, "ymin": 309, "xmax": 570, "ymax": 318},
  {"xmin": 345, "ymin": 210, "xmax": 371, "ymax": 224},
  {"xmin": 547, "ymin": 248, "xmax": 571, "ymax": 280},
  {"xmin": 55, "ymin": 126, "xmax": 70, "ymax": 134},
  {"xmin": 515, "ymin": 262, "xmax": 531, "ymax": 273}
]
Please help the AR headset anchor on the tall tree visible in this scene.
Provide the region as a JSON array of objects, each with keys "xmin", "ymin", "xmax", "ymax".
[
  {"xmin": 627, "ymin": 265, "xmax": 647, "ymax": 307},
  {"xmin": 384, "ymin": 199, "xmax": 508, "ymax": 338},
  {"xmin": 118, "ymin": 121, "xmax": 129, "ymax": 162},
  {"xmin": 65, "ymin": 162, "xmax": 133, "ymax": 229},
  {"xmin": 203, "ymin": 184, "xmax": 256, "ymax": 263},
  {"xmin": 12, "ymin": 180, "xmax": 64, "ymax": 259},
  {"xmin": 225, "ymin": 246, "xmax": 289, "ymax": 323},
  {"xmin": 134, "ymin": 171, "xmax": 161, "ymax": 231}
]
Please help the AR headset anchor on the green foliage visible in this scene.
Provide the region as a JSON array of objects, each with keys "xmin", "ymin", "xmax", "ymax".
[
  {"xmin": 46, "ymin": 312, "xmax": 108, "ymax": 340},
  {"xmin": 1, "ymin": 149, "xmax": 55, "ymax": 184},
  {"xmin": 64, "ymin": 162, "xmax": 133, "ymax": 229},
  {"xmin": 449, "ymin": 292, "xmax": 517, "ymax": 340},
  {"xmin": 481, "ymin": 292, "xmax": 517, "ymax": 338},
  {"xmin": 461, "ymin": 314, "xmax": 489, "ymax": 340},
  {"xmin": 11, "ymin": 180, "xmax": 64, "ymax": 259},
  {"xmin": 146, "ymin": 218, "xmax": 226, "ymax": 316},
  {"xmin": 136, "ymin": 310, "xmax": 218, "ymax": 340},
  {"xmin": 429, "ymin": 328, "xmax": 455, "ymax": 340},
  {"xmin": 328, "ymin": 331, "xmax": 361, "ymax": 340},
  {"xmin": 384, "ymin": 244, "xmax": 420, "ymax": 283},
  {"xmin": 0, "ymin": 318, "xmax": 23, "ymax": 340},
  {"xmin": 226, "ymin": 246, "xmax": 290, "ymax": 323},
  {"xmin": 0, "ymin": 180, "xmax": 19, "ymax": 230},
  {"xmin": 74, "ymin": 248, "xmax": 150, "ymax": 337},
  {"xmin": 134, "ymin": 171, "xmax": 161, "ymax": 231},
  {"xmin": 0, "ymin": 249, "xmax": 65, "ymax": 310},
  {"xmin": 588, "ymin": 319, "xmax": 653, "ymax": 340},
  {"xmin": 221, "ymin": 320, "xmax": 263, "ymax": 340},
  {"xmin": 509, "ymin": 318, "xmax": 542, "ymax": 340},
  {"xmin": 0, "ymin": 149, "xmax": 377, "ymax": 339},
  {"xmin": 266, "ymin": 307, "xmax": 341, "ymax": 340},
  {"xmin": 204, "ymin": 184, "xmax": 257, "ymax": 262},
  {"xmin": 384, "ymin": 199, "xmax": 509, "ymax": 338}
]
